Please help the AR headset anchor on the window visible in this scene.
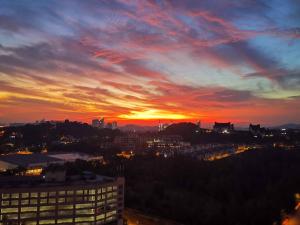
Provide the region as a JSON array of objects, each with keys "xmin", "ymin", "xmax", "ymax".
[
  {"xmin": 59, "ymin": 191, "xmax": 65, "ymax": 196},
  {"xmin": 21, "ymin": 207, "xmax": 37, "ymax": 212},
  {"xmin": 21, "ymin": 199, "xmax": 29, "ymax": 205},
  {"xmin": 96, "ymin": 214, "xmax": 105, "ymax": 220},
  {"xmin": 39, "ymin": 211, "xmax": 55, "ymax": 217},
  {"xmin": 89, "ymin": 190, "xmax": 95, "ymax": 195},
  {"xmin": 49, "ymin": 191, "xmax": 56, "ymax": 197},
  {"xmin": 58, "ymin": 204, "xmax": 73, "ymax": 210},
  {"xmin": 76, "ymin": 190, "xmax": 83, "ymax": 195},
  {"xmin": 58, "ymin": 197, "xmax": 65, "ymax": 203},
  {"xmin": 40, "ymin": 206, "xmax": 55, "ymax": 211},
  {"xmin": 67, "ymin": 190, "xmax": 74, "ymax": 195},
  {"xmin": 30, "ymin": 199, "xmax": 37, "ymax": 204},
  {"xmin": 58, "ymin": 210, "xmax": 73, "ymax": 216},
  {"xmin": 39, "ymin": 219, "xmax": 55, "ymax": 224},
  {"xmin": 11, "ymin": 193, "xmax": 19, "ymax": 198},
  {"xmin": 40, "ymin": 198, "xmax": 47, "ymax": 204},
  {"xmin": 106, "ymin": 210, "xmax": 116, "ymax": 217},
  {"xmin": 1, "ymin": 200, "xmax": 9, "ymax": 206},
  {"xmin": 40, "ymin": 192, "xmax": 47, "ymax": 198},
  {"xmin": 2, "ymin": 193, "xmax": 10, "ymax": 199},
  {"xmin": 11, "ymin": 200, "xmax": 19, "ymax": 206},
  {"xmin": 76, "ymin": 209, "xmax": 95, "ymax": 215},
  {"xmin": 49, "ymin": 198, "xmax": 56, "ymax": 204},
  {"xmin": 75, "ymin": 203, "xmax": 94, "ymax": 209},
  {"xmin": 20, "ymin": 212, "xmax": 37, "ymax": 219},
  {"xmin": 1, "ymin": 207, "xmax": 18, "ymax": 213},
  {"xmin": 57, "ymin": 218, "xmax": 73, "ymax": 223},
  {"xmin": 22, "ymin": 193, "xmax": 29, "ymax": 198},
  {"xmin": 75, "ymin": 216, "xmax": 94, "ymax": 222},
  {"xmin": 31, "ymin": 193, "xmax": 38, "ymax": 198}
]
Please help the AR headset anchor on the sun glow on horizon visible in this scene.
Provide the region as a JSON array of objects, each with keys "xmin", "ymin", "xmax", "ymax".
[{"xmin": 118, "ymin": 109, "xmax": 191, "ymax": 120}]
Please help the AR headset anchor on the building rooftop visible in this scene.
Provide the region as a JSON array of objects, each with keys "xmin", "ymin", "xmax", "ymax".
[
  {"xmin": 0, "ymin": 153, "xmax": 63, "ymax": 168},
  {"xmin": 0, "ymin": 173, "xmax": 119, "ymax": 189}
]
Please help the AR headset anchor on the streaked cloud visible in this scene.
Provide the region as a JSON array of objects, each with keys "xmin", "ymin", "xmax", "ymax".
[{"xmin": 0, "ymin": 0, "xmax": 299, "ymax": 125}]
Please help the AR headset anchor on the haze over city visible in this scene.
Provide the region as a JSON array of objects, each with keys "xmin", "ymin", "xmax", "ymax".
[{"xmin": 0, "ymin": 0, "xmax": 300, "ymax": 126}]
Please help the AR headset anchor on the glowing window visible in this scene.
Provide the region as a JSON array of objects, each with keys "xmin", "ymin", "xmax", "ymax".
[
  {"xmin": 11, "ymin": 193, "xmax": 19, "ymax": 198},
  {"xmin": 11, "ymin": 200, "xmax": 19, "ymax": 206},
  {"xmin": 58, "ymin": 197, "xmax": 65, "ymax": 203},
  {"xmin": 22, "ymin": 193, "xmax": 29, "ymax": 198},
  {"xmin": 20, "ymin": 212, "xmax": 37, "ymax": 219},
  {"xmin": 57, "ymin": 218, "xmax": 73, "ymax": 223},
  {"xmin": 40, "ymin": 198, "xmax": 47, "ymax": 204},
  {"xmin": 76, "ymin": 190, "xmax": 83, "ymax": 195},
  {"xmin": 2, "ymin": 193, "xmax": 10, "ymax": 199},
  {"xmin": 39, "ymin": 219, "xmax": 55, "ymax": 224},
  {"xmin": 40, "ymin": 206, "xmax": 55, "ymax": 211},
  {"xmin": 40, "ymin": 192, "xmax": 47, "ymax": 198},
  {"xmin": 31, "ymin": 193, "xmax": 38, "ymax": 198},
  {"xmin": 1, "ymin": 200, "xmax": 9, "ymax": 206},
  {"xmin": 21, "ymin": 207, "xmax": 37, "ymax": 212},
  {"xmin": 75, "ymin": 216, "xmax": 94, "ymax": 222},
  {"xmin": 49, "ymin": 198, "xmax": 56, "ymax": 204},
  {"xmin": 1, "ymin": 208, "xmax": 18, "ymax": 213},
  {"xmin": 21, "ymin": 199, "xmax": 29, "ymax": 205}
]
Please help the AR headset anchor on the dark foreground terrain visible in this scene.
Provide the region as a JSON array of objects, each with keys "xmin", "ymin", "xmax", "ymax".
[{"xmin": 122, "ymin": 148, "xmax": 300, "ymax": 225}]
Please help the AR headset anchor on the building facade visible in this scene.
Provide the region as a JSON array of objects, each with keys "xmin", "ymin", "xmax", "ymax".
[{"xmin": 0, "ymin": 177, "xmax": 124, "ymax": 225}]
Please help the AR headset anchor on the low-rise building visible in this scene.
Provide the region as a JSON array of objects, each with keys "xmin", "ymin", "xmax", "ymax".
[
  {"xmin": 0, "ymin": 154, "xmax": 64, "ymax": 175},
  {"xmin": 213, "ymin": 122, "xmax": 234, "ymax": 134}
]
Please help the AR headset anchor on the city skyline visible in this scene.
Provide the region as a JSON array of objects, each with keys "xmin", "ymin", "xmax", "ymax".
[{"xmin": 0, "ymin": 0, "xmax": 300, "ymax": 125}]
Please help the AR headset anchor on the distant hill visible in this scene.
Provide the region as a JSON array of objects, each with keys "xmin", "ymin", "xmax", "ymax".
[
  {"xmin": 270, "ymin": 123, "xmax": 300, "ymax": 130},
  {"xmin": 120, "ymin": 124, "xmax": 157, "ymax": 132}
]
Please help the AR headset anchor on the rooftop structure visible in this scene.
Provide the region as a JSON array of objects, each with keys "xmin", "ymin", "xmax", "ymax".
[{"xmin": 48, "ymin": 153, "xmax": 103, "ymax": 163}]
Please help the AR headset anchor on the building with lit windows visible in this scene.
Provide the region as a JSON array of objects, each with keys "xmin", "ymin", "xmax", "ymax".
[
  {"xmin": 0, "ymin": 172, "xmax": 124, "ymax": 225},
  {"xmin": 213, "ymin": 122, "xmax": 234, "ymax": 134}
]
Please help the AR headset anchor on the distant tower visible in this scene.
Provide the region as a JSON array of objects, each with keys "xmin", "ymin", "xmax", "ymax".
[
  {"xmin": 112, "ymin": 121, "xmax": 118, "ymax": 130},
  {"xmin": 99, "ymin": 117, "xmax": 105, "ymax": 128},
  {"xmin": 197, "ymin": 120, "xmax": 201, "ymax": 128}
]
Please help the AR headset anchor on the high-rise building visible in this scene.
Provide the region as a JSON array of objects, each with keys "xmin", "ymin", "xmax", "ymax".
[
  {"xmin": 111, "ymin": 122, "xmax": 118, "ymax": 130},
  {"xmin": 92, "ymin": 119, "xmax": 100, "ymax": 128},
  {"xmin": 92, "ymin": 118, "xmax": 105, "ymax": 129},
  {"xmin": 99, "ymin": 118, "xmax": 105, "ymax": 129},
  {"xmin": 0, "ymin": 172, "xmax": 124, "ymax": 225}
]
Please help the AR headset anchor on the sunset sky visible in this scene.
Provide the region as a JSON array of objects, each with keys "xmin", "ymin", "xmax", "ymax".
[{"xmin": 0, "ymin": 0, "xmax": 300, "ymax": 126}]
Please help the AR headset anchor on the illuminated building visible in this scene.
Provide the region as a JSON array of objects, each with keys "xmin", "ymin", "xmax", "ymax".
[
  {"xmin": 0, "ymin": 154, "xmax": 63, "ymax": 175},
  {"xmin": 0, "ymin": 172, "xmax": 124, "ymax": 225},
  {"xmin": 146, "ymin": 135, "xmax": 190, "ymax": 150},
  {"xmin": 114, "ymin": 134, "xmax": 147, "ymax": 150},
  {"xmin": 213, "ymin": 122, "xmax": 234, "ymax": 134},
  {"xmin": 158, "ymin": 123, "xmax": 169, "ymax": 132}
]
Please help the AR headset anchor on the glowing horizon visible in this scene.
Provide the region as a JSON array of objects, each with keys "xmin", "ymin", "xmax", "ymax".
[{"xmin": 0, "ymin": 0, "xmax": 300, "ymax": 126}]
